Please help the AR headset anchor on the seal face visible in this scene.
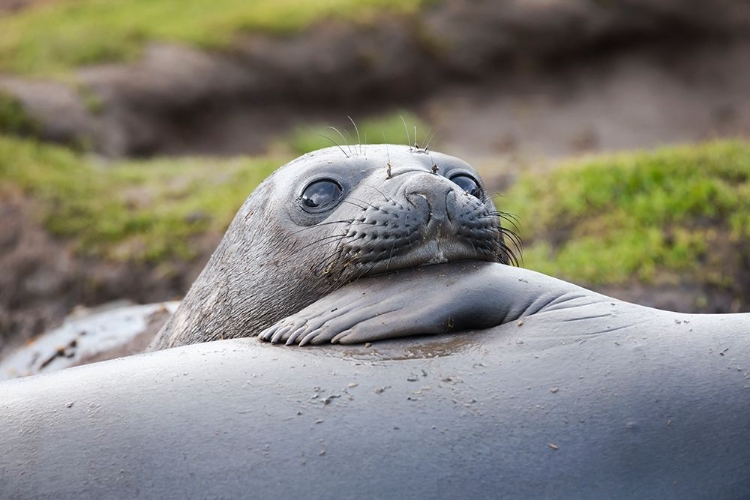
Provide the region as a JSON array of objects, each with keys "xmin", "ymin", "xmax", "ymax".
[
  {"xmin": 307, "ymin": 150, "xmax": 514, "ymax": 283},
  {"xmin": 150, "ymin": 144, "xmax": 517, "ymax": 350}
]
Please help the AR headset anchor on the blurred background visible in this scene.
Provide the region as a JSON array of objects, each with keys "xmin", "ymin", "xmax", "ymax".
[{"xmin": 1, "ymin": 0, "xmax": 749, "ymax": 354}]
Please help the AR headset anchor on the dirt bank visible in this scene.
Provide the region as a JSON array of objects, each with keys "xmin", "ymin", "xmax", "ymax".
[
  {"xmin": 2, "ymin": 0, "xmax": 750, "ymax": 157},
  {"xmin": 0, "ymin": 190, "xmax": 212, "ymax": 352}
]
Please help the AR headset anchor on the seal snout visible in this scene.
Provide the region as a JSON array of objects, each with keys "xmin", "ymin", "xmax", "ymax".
[
  {"xmin": 403, "ymin": 173, "xmax": 453, "ymax": 230},
  {"xmin": 333, "ymin": 168, "xmax": 507, "ymax": 279}
]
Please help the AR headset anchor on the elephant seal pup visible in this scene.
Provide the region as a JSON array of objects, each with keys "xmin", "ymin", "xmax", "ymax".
[{"xmin": 150, "ymin": 145, "xmax": 516, "ymax": 350}]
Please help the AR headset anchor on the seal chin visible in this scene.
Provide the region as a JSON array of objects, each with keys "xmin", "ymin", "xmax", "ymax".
[
  {"xmin": 341, "ymin": 238, "xmax": 501, "ymax": 280},
  {"xmin": 425, "ymin": 251, "xmax": 450, "ymax": 266}
]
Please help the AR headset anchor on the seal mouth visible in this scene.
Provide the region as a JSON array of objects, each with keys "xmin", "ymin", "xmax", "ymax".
[{"xmin": 373, "ymin": 239, "xmax": 497, "ymax": 273}]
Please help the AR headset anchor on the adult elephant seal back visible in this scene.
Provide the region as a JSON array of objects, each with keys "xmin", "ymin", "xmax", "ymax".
[
  {"xmin": 150, "ymin": 144, "xmax": 515, "ymax": 350},
  {"xmin": 2, "ymin": 262, "xmax": 749, "ymax": 499}
]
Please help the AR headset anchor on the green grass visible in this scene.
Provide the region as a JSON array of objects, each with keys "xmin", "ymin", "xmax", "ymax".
[
  {"xmin": 3, "ymin": 133, "xmax": 749, "ymax": 291},
  {"xmin": 283, "ymin": 111, "xmax": 431, "ymax": 156},
  {"xmin": 502, "ymin": 140, "xmax": 750, "ymax": 288},
  {"xmin": 0, "ymin": 0, "xmax": 432, "ymax": 76},
  {"xmin": 0, "ymin": 135, "xmax": 283, "ymax": 261}
]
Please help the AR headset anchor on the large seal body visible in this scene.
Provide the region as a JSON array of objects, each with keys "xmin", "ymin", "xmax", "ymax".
[
  {"xmin": 151, "ymin": 145, "xmax": 512, "ymax": 350},
  {"xmin": 1, "ymin": 262, "xmax": 749, "ymax": 499}
]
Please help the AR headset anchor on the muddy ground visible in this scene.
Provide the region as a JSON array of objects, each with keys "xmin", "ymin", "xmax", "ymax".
[{"xmin": 1, "ymin": 0, "xmax": 750, "ymax": 351}]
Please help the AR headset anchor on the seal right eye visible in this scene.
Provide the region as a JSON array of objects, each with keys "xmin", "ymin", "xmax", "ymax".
[{"xmin": 301, "ymin": 179, "xmax": 344, "ymax": 212}]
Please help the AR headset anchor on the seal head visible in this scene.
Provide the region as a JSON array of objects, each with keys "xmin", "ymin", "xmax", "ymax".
[{"xmin": 150, "ymin": 145, "xmax": 516, "ymax": 350}]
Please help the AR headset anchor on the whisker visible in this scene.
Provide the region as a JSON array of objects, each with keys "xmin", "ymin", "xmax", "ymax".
[
  {"xmin": 327, "ymin": 126, "xmax": 353, "ymax": 156},
  {"xmin": 341, "ymin": 127, "xmax": 356, "ymax": 156},
  {"xmin": 500, "ymin": 225, "xmax": 524, "ymax": 250},
  {"xmin": 504, "ymin": 228, "xmax": 523, "ymax": 248},
  {"xmin": 307, "ymin": 235, "xmax": 350, "ymax": 251},
  {"xmin": 358, "ymin": 184, "xmax": 401, "ymax": 206},
  {"xmin": 482, "ymin": 210, "xmax": 522, "ymax": 233},
  {"xmin": 345, "ymin": 194, "xmax": 398, "ymax": 212},
  {"xmin": 341, "ymin": 199, "xmax": 369, "ymax": 211},
  {"xmin": 400, "ymin": 115, "xmax": 411, "ymax": 151},
  {"xmin": 314, "ymin": 245, "xmax": 352, "ymax": 279},
  {"xmin": 468, "ymin": 237, "xmax": 478, "ymax": 256},
  {"xmin": 500, "ymin": 216, "xmax": 521, "ymax": 234},
  {"xmin": 384, "ymin": 140, "xmax": 392, "ymax": 179},
  {"xmin": 424, "ymin": 129, "xmax": 438, "ymax": 152},
  {"xmin": 317, "ymin": 133, "xmax": 349, "ymax": 158},
  {"xmin": 289, "ymin": 219, "xmax": 358, "ymax": 235},
  {"xmin": 385, "ymin": 240, "xmax": 397, "ymax": 271},
  {"xmin": 498, "ymin": 210, "xmax": 522, "ymax": 226},
  {"xmin": 351, "ymin": 260, "xmax": 378, "ymax": 283},
  {"xmin": 485, "ymin": 209, "xmax": 521, "ymax": 225},
  {"xmin": 498, "ymin": 232, "xmax": 522, "ymax": 266},
  {"xmin": 348, "ymin": 116, "xmax": 362, "ymax": 156}
]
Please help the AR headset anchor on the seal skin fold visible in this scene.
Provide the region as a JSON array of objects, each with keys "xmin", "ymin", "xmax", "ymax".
[{"xmin": 2, "ymin": 261, "xmax": 749, "ymax": 499}]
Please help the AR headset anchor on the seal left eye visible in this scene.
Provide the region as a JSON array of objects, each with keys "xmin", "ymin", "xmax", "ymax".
[
  {"xmin": 301, "ymin": 179, "xmax": 344, "ymax": 211},
  {"xmin": 450, "ymin": 174, "xmax": 482, "ymax": 199}
]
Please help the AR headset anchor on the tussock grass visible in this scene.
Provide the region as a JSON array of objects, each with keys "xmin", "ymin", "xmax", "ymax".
[{"xmin": 503, "ymin": 140, "xmax": 750, "ymax": 287}]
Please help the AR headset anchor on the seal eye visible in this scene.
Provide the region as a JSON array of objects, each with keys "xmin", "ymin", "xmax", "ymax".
[
  {"xmin": 450, "ymin": 174, "xmax": 482, "ymax": 199},
  {"xmin": 301, "ymin": 179, "xmax": 344, "ymax": 212}
]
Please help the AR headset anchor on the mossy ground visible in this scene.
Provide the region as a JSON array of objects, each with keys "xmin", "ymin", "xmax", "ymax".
[
  {"xmin": 0, "ymin": 0, "xmax": 432, "ymax": 75},
  {"xmin": 0, "ymin": 136, "xmax": 282, "ymax": 261},
  {"xmin": 502, "ymin": 140, "xmax": 750, "ymax": 290},
  {"xmin": 2, "ymin": 134, "xmax": 749, "ymax": 294}
]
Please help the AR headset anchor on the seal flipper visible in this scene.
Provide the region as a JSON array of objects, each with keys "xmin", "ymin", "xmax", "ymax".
[
  {"xmin": 259, "ymin": 261, "xmax": 556, "ymax": 345},
  {"xmin": 260, "ymin": 283, "xmax": 473, "ymax": 346}
]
